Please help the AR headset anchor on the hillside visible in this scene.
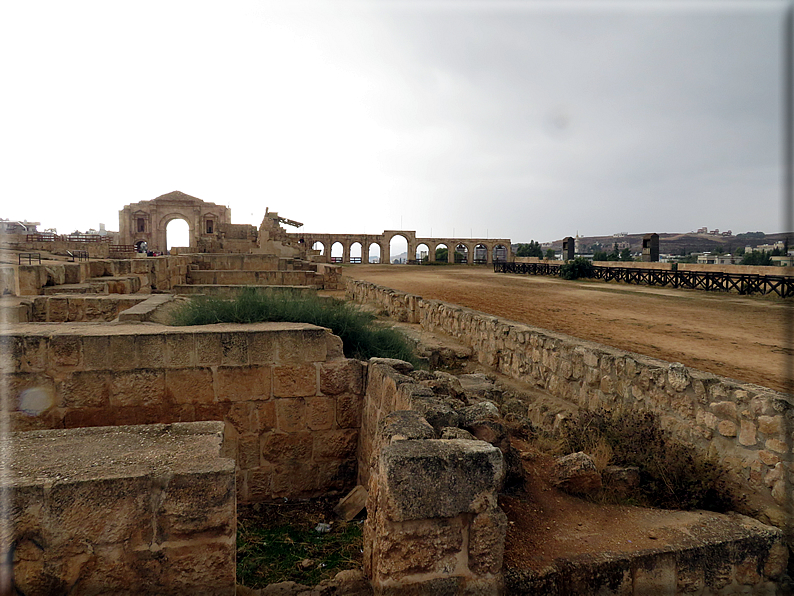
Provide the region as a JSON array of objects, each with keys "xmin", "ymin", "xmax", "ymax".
[{"xmin": 534, "ymin": 231, "xmax": 793, "ymax": 255}]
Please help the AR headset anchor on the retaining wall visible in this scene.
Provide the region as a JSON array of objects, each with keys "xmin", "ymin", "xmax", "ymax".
[
  {"xmin": 2, "ymin": 322, "xmax": 365, "ymax": 503},
  {"xmin": 4, "ymin": 257, "xmax": 189, "ymax": 296},
  {"xmin": 346, "ymin": 279, "xmax": 794, "ymax": 528},
  {"xmin": 2, "ymin": 421, "xmax": 236, "ymax": 595}
]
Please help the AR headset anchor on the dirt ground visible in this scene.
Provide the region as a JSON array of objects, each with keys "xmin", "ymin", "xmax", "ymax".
[{"xmin": 343, "ymin": 264, "xmax": 792, "ymax": 393}]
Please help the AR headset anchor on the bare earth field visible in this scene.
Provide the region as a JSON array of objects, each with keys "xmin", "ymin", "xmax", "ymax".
[{"xmin": 343, "ymin": 265, "xmax": 792, "ymax": 393}]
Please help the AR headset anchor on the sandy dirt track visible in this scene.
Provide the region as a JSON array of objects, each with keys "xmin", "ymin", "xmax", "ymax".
[{"xmin": 343, "ymin": 265, "xmax": 792, "ymax": 393}]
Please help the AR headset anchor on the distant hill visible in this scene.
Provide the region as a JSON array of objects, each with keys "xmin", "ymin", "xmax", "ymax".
[{"xmin": 530, "ymin": 232, "xmax": 793, "ymax": 255}]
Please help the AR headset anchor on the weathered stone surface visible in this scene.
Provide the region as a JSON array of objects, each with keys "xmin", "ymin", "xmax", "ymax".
[
  {"xmin": 275, "ymin": 398, "xmax": 306, "ymax": 432},
  {"xmin": 440, "ymin": 427, "xmax": 475, "ymax": 440},
  {"xmin": 468, "ymin": 509, "xmax": 508, "ymax": 575},
  {"xmin": 380, "ymin": 439, "xmax": 504, "ymax": 521},
  {"xmin": 273, "ymin": 364, "xmax": 317, "ymax": 398},
  {"xmin": 552, "ymin": 452, "xmax": 602, "ymax": 495},
  {"xmin": 460, "ymin": 401, "xmax": 500, "ymax": 426},
  {"xmin": 369, "ymin": 358, "xmax": 414, "ymax": 375},
  {"xmin": 320, "ymin": 359, "xmax": 365, "ymax": 395},
  {"xmin": 410, "ymin": 397, "xmax": 461, "ymax": 431},
  {"xmin": 375, "ymin": 517, "xmax": 464, "ymax": 578},
  {"xmin": 334, "ymin": 485, "xmax": 368, "ymax": 522},
  {"xmin": 216, "ymin": 366, "xmax": 270, "ymax": 401},
  {"xmin": 306, "ymin": 396, "xmax": 335, "ymax": 430},
  {"xmin": 378, "ymin": 411, "xmax": 436, "ymax": 444}
]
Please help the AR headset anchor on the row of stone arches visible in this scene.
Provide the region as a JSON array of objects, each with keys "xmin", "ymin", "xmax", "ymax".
[{"xmin": 305, "ymin": 236, "xmax": 511, "ymax": 265}]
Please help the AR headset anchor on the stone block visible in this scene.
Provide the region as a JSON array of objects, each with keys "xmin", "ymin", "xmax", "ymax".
[
  {"xmin": 632, "ymin": 554, "xmax": 676, "ymax": 595},
  {"xmin": 108, "ymin": 335, "xmax": 138, "ymax": 370},
  {"xmin": 165, "ymin": 333, "xmax": 197, "ymax": 368},
  {"xmin": 378, "ymin": 411, "xmax": 436, "ymax": 446},
  {"xmin": 306, "ymin": 396, "xmax": 335, "ymax": 430},
  {"xmin": 7, "ymin": 373, "xmax": 56, "ymax": 416},
  {"xmin": 63, "ymin": 407, "xmax": 115, "ymax": 428},
  {"xmin": 246, "ymin": 466, "xmax": 274, "ymax": 501},
  {"xmin": 165, "ymin": 368, "xmax": 215, "ymax": 404},
  {"xmin": 215, "ymin": 366, "xmax": 269, "ymax": 401},
  {"xmin": 44, "ymin": 477, "xmax": 153, "ymax": 548},
  {"xmin": 374, "ymin": 516, "xmax": 464, "ymax": 580},
  {"xmin": 275, "ymin": 328, "xmax": 327, "ymax": 364},
  {"xmin": 194, "ymin": 332, "xmax": 222, "ymax": 365},
  {"xmin": 275, "ymin": 398, "xmax": 306, "ymax": 432},
  {"xmin": 156, "ymin": 470, "xmax": 235, "ymax": 541},
  {"xmin": 336, "ymin": 393, "xmax": 363, "ymax": 429},
  {"xmin": 261, "ymin": 431, "xmax": 313, "ymax": 463},
  {"xmin": 717, "ymin": 420, "xmax": 737, "ymax": 437},
  {"xmin": 109, "ymin": 369, "xmax": 166, "ymax": 407},
  {"xmin": 237, "ymin": 434, "xmax": 261, "ymax": 470},
  {"xmin": 256, "ymin": 401, "xmax": 276, "ymax": 432},
  {"xmin": 50, "ymin": 335, "xmax": 82, "ymax": 368},
  {"xmin": 273, "ymin": 364, "xmax": 317, "ymax": 398},
  {"xmin": 380, "ymin": 439, "xmax": 503, "ymax": 522},
  {"xmin": 738, "ymin": 420, "xmax": 757, "ymax": 446},
  {"xmin": 81, "ymin": 335, "xmax": 110, "ymax": 370},
  {"xmin": 313, "ymin": 429, "xmax": 358, "ymax": 461},
  {"xmin": 468, "ymin": 509, "xmax": 508, "ymax": 575},
  {"xmin": 320, "ymin": 360, "xmax": 365, "ymax": 395},
  {"xmin": 58, "ymin": 370, "xmax": 110, "ymax": 408},
  {"xmin": 159, "ymin": 542, "xmax": 235, "ymax": 595},
  {"xmin": 224, "ymin": 402, "xmax": 257, "ymax": 434},
  {"xmin": 221, "ymin": 332, "xmax": 249, "ymax": 365},
  {"xmin": 247, "ymin": 331, "xmax": 277, "ymax": 364},
  {"xmin": 271, "ymin": 462, "xmax": 319, "ymax": 496},
  {"xmin": 757, "ymin": 415, "xmax": 783, "ymax": 436},
  {"xmin": 133, "ymin": 334, "xmax": 165, "ymax": 368}
]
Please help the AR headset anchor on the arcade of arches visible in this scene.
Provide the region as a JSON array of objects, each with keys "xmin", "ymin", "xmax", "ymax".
[{"xmin": 290, "ymin": 230, "xmax": 512, "ymax": 265}]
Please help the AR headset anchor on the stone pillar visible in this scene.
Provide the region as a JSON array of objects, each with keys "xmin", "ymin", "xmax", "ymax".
[
  {"xmin": 562, "ymin": 237, "xmax": 575, "ymax": 261},
  {"xmin": 642, "ymin": 233, "xmax": 659, "ymax": 262},
  {"xmin": 365, "ymin": 426, "xmax": 507, "ymax": 595}
]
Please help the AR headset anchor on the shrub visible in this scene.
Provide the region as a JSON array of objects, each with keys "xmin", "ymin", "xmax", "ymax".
[
  {"xmin": 559, "ymin": 257, "xmax": 594, "ymax": 280},
  {"xmin": 561, "ymin": 408, "xmax": 740, "ymax": 512},
  {"xmin": 171, "ymin": 289, "xmax": 419, "ymax": 364}
]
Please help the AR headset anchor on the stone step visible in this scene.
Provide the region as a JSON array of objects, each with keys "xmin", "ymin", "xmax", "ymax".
[
  {"xmin": 173, "ymin": 284, "xmax": 316, "ymax": 298},
  {"xmin": 186, "ymin": 270, "xmax": 321, "ymax": 287},
  {"xmin": 42, "ymin": 283, "xmax": 99, "ymax": 295}
]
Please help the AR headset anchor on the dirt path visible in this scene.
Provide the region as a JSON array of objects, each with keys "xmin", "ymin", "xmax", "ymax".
[{"xmin": 343, "ymin": 265, "xmax": 792, "ymax": 393}]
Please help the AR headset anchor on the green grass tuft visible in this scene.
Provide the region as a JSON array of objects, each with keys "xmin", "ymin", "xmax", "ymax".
[{"xmin": 170, "ymin": 289, "xmax": 419, "ymax": 364}]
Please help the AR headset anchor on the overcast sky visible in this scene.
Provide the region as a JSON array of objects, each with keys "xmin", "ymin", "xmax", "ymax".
[{"xmin": 1, "ymin": 0, "xmax": 789, "ymax": 245}]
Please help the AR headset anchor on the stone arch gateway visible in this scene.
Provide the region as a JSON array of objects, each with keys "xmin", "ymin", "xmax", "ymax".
[{"xmin": 119, "ymin": 190, "xmax": 231, "ymax": 253}]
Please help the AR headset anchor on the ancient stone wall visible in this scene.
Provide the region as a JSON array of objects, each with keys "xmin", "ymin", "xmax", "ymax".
[
  {"xmin": 6, "ymin": 257, "xmax": 189, "ymax": 296},
  {"xmin": 346, "ymin": 279, "xmax": 793, "ymax": 528},
  {"xmin": 3, "ymin": 421, "xmax": 236, "ymax": 595},
  {"xmin": 360, "ymin": 361, "xmax": 507, "ymax": 595},
  {"xmin": 3, "ymin": 322, "xmax": 365, "ymax": 503}
]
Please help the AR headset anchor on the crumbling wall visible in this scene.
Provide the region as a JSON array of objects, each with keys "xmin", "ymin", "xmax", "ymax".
[
  {"xmin": 360, "ymin": 361, "xmax": 507, "ymax": 595},
  {"xmin": 3, "ymin": 421, "xmax": 236, "ymax": 595},
  {"xmin": 346, "ymin": 279, "xmax": 793, "ymax": 528},
  {"xmin": 9, "ymin": 257, "xmax": 189, "ymax": 296},
  {"xmin": 3, "ymin": 322, "xmax": 365, "ymax": 502}
]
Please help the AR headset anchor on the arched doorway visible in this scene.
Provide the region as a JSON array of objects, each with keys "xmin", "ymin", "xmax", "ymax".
[
  {"xmin": 455, "ymin": 243, "xmax": 469, "ymax": 264},
  {"xmin": 493, "ymin": 244, "xmax": 508, "ymax": 263},
  {"xmin": 435, "ymin": 243, "xmax": 450, "ymax": 264},
  {"xmin": 474, "ymin": 244, "xmax": 488, "ymax": 264},
  {"xmin": 389, "ymin": 234, "xmax": 408, "ymax": 264},
  {"xmin": 350, "ymin": 242, "xmax": 363, "ymax": 264},
  {"xmin": 331, "ymin": 241, "xmax": 344, "ymax": 263},
  {"xmin": 166, "ymin": 218, "xmax": 190, "ymax": 254},
  {"xmin": 134, "ymin": 240, "xmax": 148, "ymax": 253},
  {"xmin": 415, "ymin": 243, "xmax": 430, "ymax": 264},
  {"xmin": 311, "ymin": 241, "xmax": 326, "ymax": 260},
  {"xmin": 368, "ymin": 243, "xmax": 381, "ymax": 264}
]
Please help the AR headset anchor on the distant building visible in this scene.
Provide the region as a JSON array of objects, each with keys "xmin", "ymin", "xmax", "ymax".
[
  {"xmin": 0, "ymin": 219, "xmax": 40, "ymax": 234},
  {"xmin": 771, "ymin": 256, "xmax": 794, "ymax": 266},
  {"xmin": 697, "ymin": 253, "xmax": 738, "ymax": 265}
]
